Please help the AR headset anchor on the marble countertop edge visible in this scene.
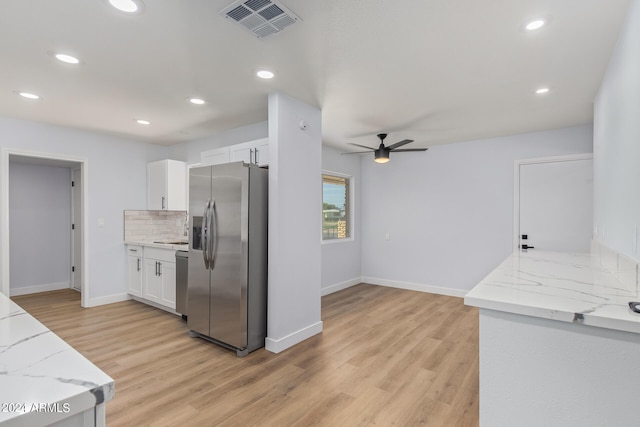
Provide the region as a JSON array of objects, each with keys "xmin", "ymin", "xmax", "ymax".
[
  {"xmin": 0, "ymin": 295, "xmax": 114, "ymax": 425},
  {"xmin": 465, "ymin": 250, "xmax": 640, "ymax": 334},
  {"xmin": 464, "ymin": 295, "xmax": 640, "ymax": 334}
]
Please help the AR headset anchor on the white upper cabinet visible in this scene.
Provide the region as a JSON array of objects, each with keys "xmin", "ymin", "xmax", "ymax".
[
  {"xmin": 253, "ymin": 138, "xmax": 269, "ymax": 167},
  {"xmin": 199, "ymin": 138, "xmax": 269, "ymax": 168},
  {"xmin": 147, "ymin": 159, "xmax": 187, "ymax": 210},
  {"xmin": 230, "ymin": 137, "xmax": 269, "ymax": 166},
  {"xmin": 201, "ymin": 146, "xmax": 230, "ymax": 166},
  {"xmin": 229, "ymin": 141, "xmax": 253, "ymax": 164}
]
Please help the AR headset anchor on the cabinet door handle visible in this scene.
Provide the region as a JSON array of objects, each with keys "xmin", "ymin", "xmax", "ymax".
[
  {"xmin": 155, "ymin": 261, "xmax": 159, "ymax": 276},
  {"xmin": 137, "ymin": 258, "xmax": 141, "ymax": 272},
  {"xmin": 255, "ymin": 148, "xmax": 259, "ymax": 165},
  {"xmin": 158, "ymin": 262, "xmax": 162, "ymax": 276},
  {"xmin": 161, "ymin": 196, "xmax": 166, "ymax": 210},
  {"xmin": 249, "ymin": 148, "xmax": 254, "ymax": 164}
]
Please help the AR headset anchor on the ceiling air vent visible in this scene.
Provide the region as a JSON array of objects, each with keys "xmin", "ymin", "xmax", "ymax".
[{"xmin": 219, "ymin": 0, "xmax": 301, "ymax": 38}]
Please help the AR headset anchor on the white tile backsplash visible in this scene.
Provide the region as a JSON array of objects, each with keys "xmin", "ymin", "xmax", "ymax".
[
  {"xmin": 618, "ymin": 253, "xmax": 639, "ymax": 293},
  {"xmin": 601, "ymin": 244, "xmax": 619, "ymax": 276},
  {"xmin": 124, "ymin": 210, "xmax": 187, "ymax": 242},
  {"xmin": 592, "ymin": 240, "xmax": 639, "ymax": 293}
]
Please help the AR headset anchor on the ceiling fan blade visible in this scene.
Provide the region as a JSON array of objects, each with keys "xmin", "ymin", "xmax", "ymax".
[
  {"xmin": 348, "ymin": 143, "xmax": 376, "ymax": 150},
  {"xmin": 386, "ymin": 139, "xmax": 414, "ymax": 150},
  {"xmin": 341, "ymin": 151, "xmax": 374, "ymax": 154},
  {"xmin": 391, "ymin": 148, "xmax": 429, "ymax": 152}
]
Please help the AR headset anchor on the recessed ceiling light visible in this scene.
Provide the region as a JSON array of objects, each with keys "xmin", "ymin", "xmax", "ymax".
[
  {"xmin": 108, "ymin": 0, "xmax": 144, "ymax": 14},
  {"xmin": 136, "ymin": 119, "xmax": 150, "ymax": 125},
  {"xmin": 536, "ymin": 87, "xmax": 550, "ymax": 95},
  {"xmin": 189, "ymin": 98, "xmax": 206, "ymax": 105},
  {"xmin": 256, "ymin": 70, "xmax": 275, "ymax": 79},
  {"xmin": 19, "ymin": 92, "xmax": 40, "ymax": 100},
  {"xmin": 55, "ymin": 53, "xmax": 80, "ymax": 64},
  {"xmin": 524, "ymin": 18, "xmax": 547, "ymax": 31}
]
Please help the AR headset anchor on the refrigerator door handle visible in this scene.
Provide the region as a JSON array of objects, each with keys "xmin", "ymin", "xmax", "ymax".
[
  {"xmin": 209, "ymin": 199, "xmax": 217, "ymax": 268},
  {"xmin": 202, "ymin": 200, "xmax": 211, "ymax": 269}
]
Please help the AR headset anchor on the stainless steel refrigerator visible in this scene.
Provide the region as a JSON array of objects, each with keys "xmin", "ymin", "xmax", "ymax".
[{"xmin": 187, "ymin": 162, "xmax": 268, "ymax": 357}]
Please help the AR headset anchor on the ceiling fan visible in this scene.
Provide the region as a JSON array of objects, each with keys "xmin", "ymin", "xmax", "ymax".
[{"xmin": 342, "ymin": 133, "xmax": 428, "ymax": 164}]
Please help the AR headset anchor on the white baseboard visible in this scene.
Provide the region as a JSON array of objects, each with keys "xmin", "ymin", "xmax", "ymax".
[
  {"xmin": 361, "ymin": 276, "xmax": 468, "ymax": 298},
  {"xmin": 265, "ymin": 320, "xmax": 323, "ymax": 354},
  {"xmin": 85, "ymin": 293, "xmax": 131, "ymax": 308},
  {"xmin": 10, "ymin": 281, "xmax": 70, "ymax": 296},
  {"xmin": 321, "ymin": 277, "xmax": 361, "ymax": 296},
  {"xmin": 128, "ymin": 295, "xmax": 179, "ymax": 315}
]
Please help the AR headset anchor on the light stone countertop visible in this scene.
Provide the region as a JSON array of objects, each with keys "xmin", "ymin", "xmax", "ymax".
[
  {"xmin": 125, "ymin": 240, "xmax": 189, "ymax": 251},
  {"xmin": 0, "ymin": 293, "xmax": 114, "ymax": 426},
  {"xmin": 464, "ymin": 250, "xmax": 640, "ymax": 334}
]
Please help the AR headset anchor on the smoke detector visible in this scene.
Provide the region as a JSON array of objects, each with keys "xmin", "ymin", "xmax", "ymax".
[{"xmin": 219, "ymin": 0, "xmax": 301, "ymax": 38}]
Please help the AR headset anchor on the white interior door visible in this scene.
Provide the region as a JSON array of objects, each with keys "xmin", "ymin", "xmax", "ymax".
[
  {"xmin": 517, "ymin": 156, "xmax": 593, "ymax": 253},
  {"xmin": 72, "ymin": 168, "xmax": 82, "ymax": 290}
]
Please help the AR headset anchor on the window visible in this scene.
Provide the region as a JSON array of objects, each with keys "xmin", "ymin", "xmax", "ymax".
[{"xmin": 322, "ymin": 173, "xmax": 351, "ymax": 241}]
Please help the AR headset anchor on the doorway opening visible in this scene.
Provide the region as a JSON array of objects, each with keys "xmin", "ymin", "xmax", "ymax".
[{"xmin": 1, "ymin": 149, "xmax": 89, "ymax": 307}]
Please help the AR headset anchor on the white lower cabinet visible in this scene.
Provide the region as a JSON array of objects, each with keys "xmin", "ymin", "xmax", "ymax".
[
  {"xmin": 127, "ymin": 245, "xmax": 143, "ymax": 297},
  {"xmin": 128, "ymin": 245, "xmax": 176, "ymax": 310}
]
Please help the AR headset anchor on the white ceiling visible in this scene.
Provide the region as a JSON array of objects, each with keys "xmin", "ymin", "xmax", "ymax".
[{"xmin": 0, "ymin": 0, "xmax": 631, "ymax": 151}]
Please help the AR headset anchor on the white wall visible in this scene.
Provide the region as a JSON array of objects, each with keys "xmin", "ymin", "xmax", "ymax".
[
  {"xmin": 321, "ymin": 145, "xmax": 362, "ymax": 294},
  {"xmin": 593, "ymin": 0, "xmax": 640, "ymax": 261},
  {"xmin": 0, "ymin": 116, "xmax": 280, "ymax": 306},
  {"xmin": 9, "ymin": 163, "xmax": 71, "ymax": 292},
  {"xmin": 266, "ymin": 92, "xmax": 322, "ymax": 353},
  {"xmin": 361, "ymin": 125, "xmax": 593, "ymax": 295},
  {"xmin": 0, "ymin": 116, "xmax": 165, "ymax": 303}
]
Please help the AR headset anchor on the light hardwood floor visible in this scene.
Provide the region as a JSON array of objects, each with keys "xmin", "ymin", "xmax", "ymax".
[{"xmin": 12, "ymin": 284, "xmax": 479, "ymax": 426}]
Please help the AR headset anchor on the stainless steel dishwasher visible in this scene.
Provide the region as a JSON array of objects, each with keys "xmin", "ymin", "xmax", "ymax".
[{"xmin": 175, "ymin": 250, "xmax": 188, "ymax": 320}]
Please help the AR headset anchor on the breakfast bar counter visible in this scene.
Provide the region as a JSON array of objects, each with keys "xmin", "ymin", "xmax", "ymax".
[
  {"xmin": 465, "ymin": 250, "xmax": 640, "ymax": 333},
  {"xmin": 465, "ymin": 250, "xmax": 640, "ymax": 427},
  {"xmin": 0, "ymin": 293, "xmax": 114, "ymax": 426}
]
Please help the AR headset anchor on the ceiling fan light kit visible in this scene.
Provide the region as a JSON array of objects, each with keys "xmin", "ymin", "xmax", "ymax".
[
  {"xmin": 343, "ymin": 133, "xmax": 428, "ymax": 164},
  {"xmin": 374, "ymin": 148, "xmax": 389, "ymax": 163}
]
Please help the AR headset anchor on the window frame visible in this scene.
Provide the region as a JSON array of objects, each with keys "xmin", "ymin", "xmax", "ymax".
[{"xmin": 321, "ymin": 170, "xmax": 354, "ymax": 244}]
